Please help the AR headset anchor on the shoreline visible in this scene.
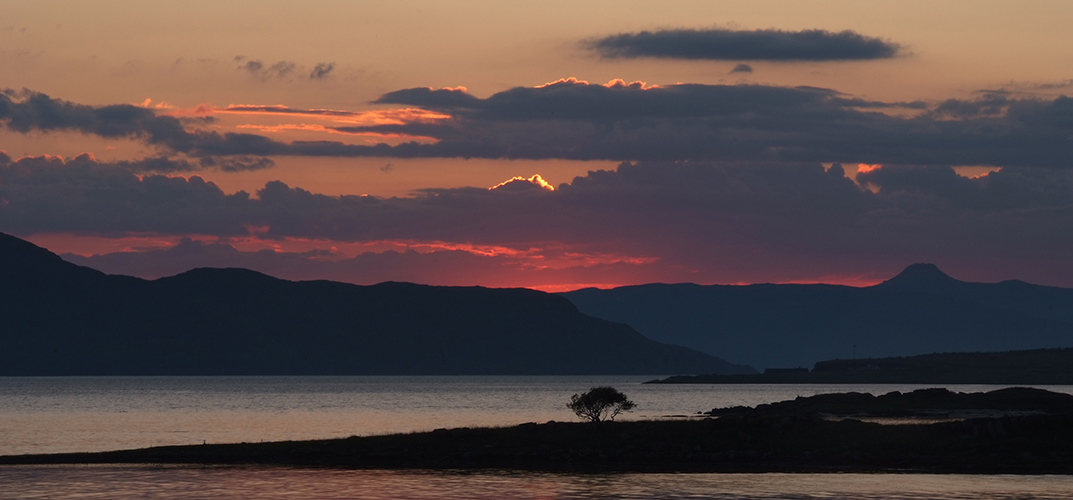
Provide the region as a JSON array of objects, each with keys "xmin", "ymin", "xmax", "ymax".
[{"xmin": 3, "ymin": 415, "xmax": 1071, "ymax": 475}]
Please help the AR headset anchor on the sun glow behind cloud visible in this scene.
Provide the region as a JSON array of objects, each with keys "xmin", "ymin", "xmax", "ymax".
[
  {"xmin": 137, "ymin": 98, "xmax": 174, "ymax": 109},
  {"xmin": 489, "ymin": 174, "xmax": 555, "ymax": 191},
  {"xmin": 535, "ymin": 77, "xmax": 659, "ymax": 90}
]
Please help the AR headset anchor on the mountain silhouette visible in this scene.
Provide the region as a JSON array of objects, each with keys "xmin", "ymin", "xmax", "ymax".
[
  {"xmin": 878, "ymin": 263, "xmax": 960, "ymax": 291},
  {"xmin": 562, "ymin": 265, "xmax": 1073, "ymax": 370},
  {"xmin": 0, "ymin": 233, "xmax": 752, "ymax": 376}
]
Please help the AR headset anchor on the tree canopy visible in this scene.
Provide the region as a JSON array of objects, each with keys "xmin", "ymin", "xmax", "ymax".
[{"xmin": 567, "ymin": 386, "xmax": 636, "ymax": 422}]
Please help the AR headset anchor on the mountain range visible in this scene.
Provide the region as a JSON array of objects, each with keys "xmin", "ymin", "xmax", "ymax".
[
  {"xmin": 0, "ymin": 232, "xmax": 750, "ymax": 376},
  {"xmin": 8, "ymin": 228, "xmax": 1072, "ymax": 376},
  {"xmin": 562, "ymin": 264, "xmax": 1073, "ymax": 370}
]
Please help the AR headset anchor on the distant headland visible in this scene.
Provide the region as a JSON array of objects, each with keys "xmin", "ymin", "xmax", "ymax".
[
  {"xmin": 563, "ymin": 264, "xmax": 1073, "ymax": 370},
  {"xmin": 648, "ymin": 348, "xmax": 1073, "ymax": 385}
]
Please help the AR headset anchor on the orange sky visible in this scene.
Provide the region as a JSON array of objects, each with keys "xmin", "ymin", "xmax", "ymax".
[{"xmin": 4, "ymin": 1, "xmax": 1073, "ymax": 289}]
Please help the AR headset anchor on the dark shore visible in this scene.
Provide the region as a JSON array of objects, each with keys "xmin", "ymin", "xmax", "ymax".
[
  {"xmin": 4, "ymin": 389, "xmax": 1073, "ymax": 474},
  {"xmin": 707, "ymin": 387, "xmax": 1073, "ymax": 419}
]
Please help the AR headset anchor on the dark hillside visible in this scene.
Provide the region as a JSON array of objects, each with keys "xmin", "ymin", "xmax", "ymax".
[{"xmin": 0, "ymin": 232, "xmax": 751, "ymax": 375}]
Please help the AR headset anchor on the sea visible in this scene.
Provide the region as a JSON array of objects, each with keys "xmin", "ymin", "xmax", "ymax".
[{"xmin": 2, "ymin": 376, "xmax": 1072, "ymax": 499}]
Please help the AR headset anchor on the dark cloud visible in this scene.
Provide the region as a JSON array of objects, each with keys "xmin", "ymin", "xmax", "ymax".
[
  {"xmin": 268, "ymin": 61, "xmax": 296, "ymax": 78},
  {"xmin": 729, "ymin": 63, "xmax": 752, "ymax": 74},
  {"xmin": 310, "ymin": 62, "xmax": 335, "ymax": 79},
  {"xmin": 0, "ymin": 154, "xmax": 250, "ymax": 236},
  {"xmin": 933, "ymin": 92, "xmax": 1012, "ymax": 118},
  {"xmin": 222, "ymin": 104, "xmax": 358, "ymax": 117},
  {"xmin": 1036, "ymin": 79, "xmax": 1073, "ymax": 90},
  {"xmin": 362, "ymin": 81, "xmax": 1073, "ymax": 168},
  {"xmin": 5, "ymin": 84, "xmax": 1073, "ymax": 169},
  {"xmin": 857, "ymin": 164, "xmax": 1073, "ymax": 212},
  {"xmin": 0, "ymin": 90, "xmax": 276, "ymax": 172},
  {"xmin": 237, "ymin": 60, "xmax": 296, "ymax": 80},
  {"xmin": 4, "ymin": 154, "xmax": 1073, "ymax": 286},
  {"xmin": 240, "ymin": 60, "xmax": 264, "ymax": 73},
  {"xmin": 233, "ymin": 56, "xmax": 331, "ymax": 80},
  {"xmin": 585, "ymin": 28, "xmax": 902, "ymax": 61},
  {"xmin": 64, "ymin": 155, "xmax": 271, "ymax": 174},
  {"xmin": 194, "ymin": 156, "xmax": 276, "ymax": 172},
  {"xmin": 373, "ymin": 86, "xmax": 481, "ymax": 109},
  {"xmin": 115, "ymin": 156, "xmax": 200, "ymax": 173},
  {"xmin": 1, "ymin": 88, "xmax": 177, "ymax": 138},
  {"xmin": 0, "ymin": 89, "xmax": 291, "ymax": 161}
]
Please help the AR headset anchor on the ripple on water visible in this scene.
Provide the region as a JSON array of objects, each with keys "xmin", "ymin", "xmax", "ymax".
[{"xmin": 2, "ymin": 467, "xmax": 1073, "ymax": 500}]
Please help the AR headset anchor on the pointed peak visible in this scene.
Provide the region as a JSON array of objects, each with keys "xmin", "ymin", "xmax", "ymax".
[
  {"xmin": 159, "ymin": 266, "xmax": 281, "ymax": 285},
  {"xmin": 877, "ymin": 263, "xmax": 960, "ymax": 290},
  {"xmin": 897, "ymin": 263, "xmax": 951, "ymax": 279}
]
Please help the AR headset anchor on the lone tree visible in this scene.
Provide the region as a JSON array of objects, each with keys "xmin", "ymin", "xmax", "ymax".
[{"xmin": 567, "ymin": 386, "xmax": 636, "ymax": 422}]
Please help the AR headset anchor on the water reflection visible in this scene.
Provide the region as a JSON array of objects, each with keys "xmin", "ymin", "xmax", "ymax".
[{"xmin": 1, "ymin": 466, "xmax": 1071, "ymax": 500}]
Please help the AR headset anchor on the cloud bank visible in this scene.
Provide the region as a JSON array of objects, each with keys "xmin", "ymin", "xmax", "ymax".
[
  {"xmin": 4, "ymin": 152, "xmax": 1073, "ymax": 287},
  {"xmin": 5, "ymin": 84, "xmax": 1073, "ymax": 170},
  {"xmin": 0, "ymin": 89, "xmax": 276, "ymax": 172},
  {"xmin": 364, "ymin": 81, "xmax": 1073, "ymax": 168},
  {"xmin": 585, "ymin": 28, "xmax": 901, "ymax": 61}
]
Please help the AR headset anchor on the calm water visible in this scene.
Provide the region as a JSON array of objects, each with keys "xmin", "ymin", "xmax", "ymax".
[
  {"xmin": 2, "ymin": 377, "xmax": 1072, "ymax": 498},
  {"xmin": 2, "ymin": 467, "xmax": 1072, "ymax": 499}
]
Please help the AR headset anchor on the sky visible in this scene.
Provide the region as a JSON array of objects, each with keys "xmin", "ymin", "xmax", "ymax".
[{"xmin": 3, "ymin": 0, "xmax": 1073, "ymax": 291}]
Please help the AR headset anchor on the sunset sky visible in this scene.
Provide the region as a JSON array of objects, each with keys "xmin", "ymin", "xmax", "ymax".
[{"xmin": 3, "ymin": 0, "xmax": 1073, "ymax": 290}]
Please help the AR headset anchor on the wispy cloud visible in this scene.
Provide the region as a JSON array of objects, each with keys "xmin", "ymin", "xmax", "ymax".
[
  {"xmin": 234, "ymin": 56, "xmax": 298, "ymax": 81},
  {"xmin": 309, "ymin": 62, "xmax": 335, "ymax": 79}
]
